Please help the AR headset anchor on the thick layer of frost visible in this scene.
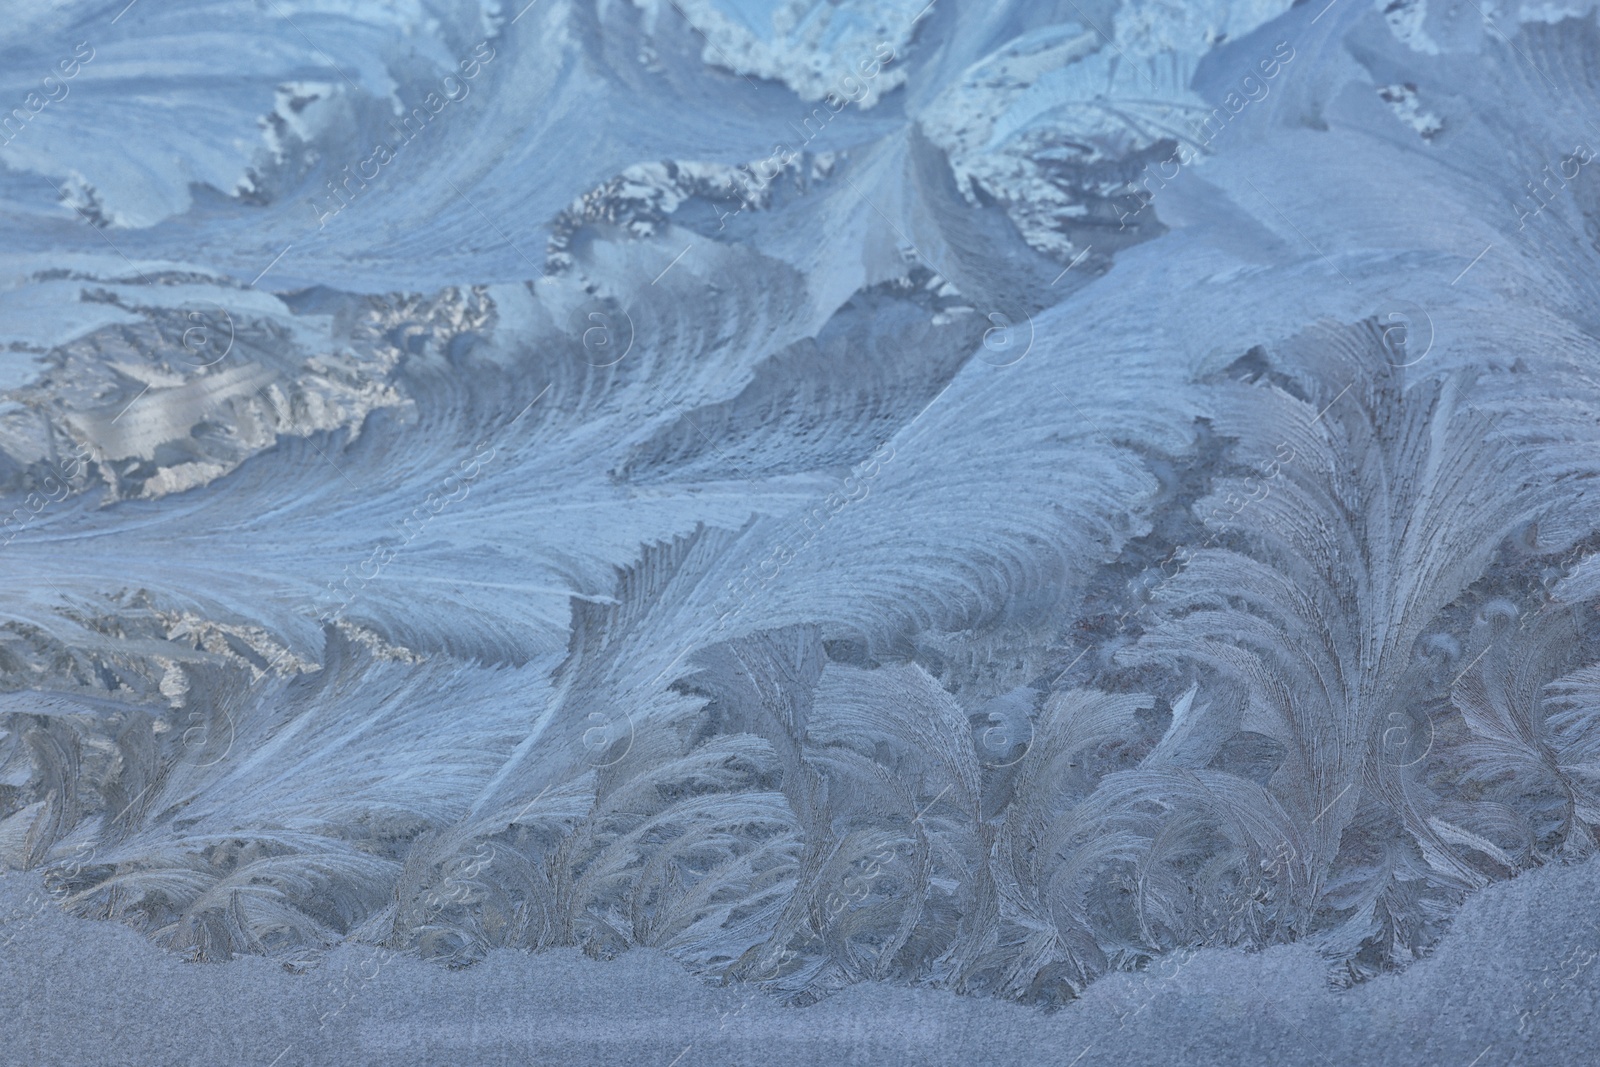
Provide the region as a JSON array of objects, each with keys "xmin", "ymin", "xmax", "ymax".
[{"xmin": 2, "ymin": 0, "xmax": 1600, "ymax": 1037}]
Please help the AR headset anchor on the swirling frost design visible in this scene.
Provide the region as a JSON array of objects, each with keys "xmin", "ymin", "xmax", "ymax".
[{"xmin": 3, "ymin": 0, "xmax": 1600, "ymax": 1013}]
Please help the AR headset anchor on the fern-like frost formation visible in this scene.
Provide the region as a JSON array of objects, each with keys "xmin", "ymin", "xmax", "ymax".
[{"xmin": 4, "ymin": 0, "xmax": 1600, "ymax": 1029}]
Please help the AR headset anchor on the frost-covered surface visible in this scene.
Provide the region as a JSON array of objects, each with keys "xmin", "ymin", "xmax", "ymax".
[
  {"xmin": 1, "ymin": 851, "xmax": 1597, "ymax": 1064},
  {"xmin": 3, "ymin": 0, "xmax": 1600, "ymax": 1059}
]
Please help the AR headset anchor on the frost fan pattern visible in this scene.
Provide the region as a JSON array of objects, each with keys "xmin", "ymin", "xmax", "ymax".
[{"xmin": 2, "ymin": 0, "xmax": 1600, "ymax": 1010}]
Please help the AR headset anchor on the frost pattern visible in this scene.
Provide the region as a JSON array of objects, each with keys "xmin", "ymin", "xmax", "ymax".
[{"xmin": 2, "ymin": 0, "xmax": 1600, "ymax": 1010}]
